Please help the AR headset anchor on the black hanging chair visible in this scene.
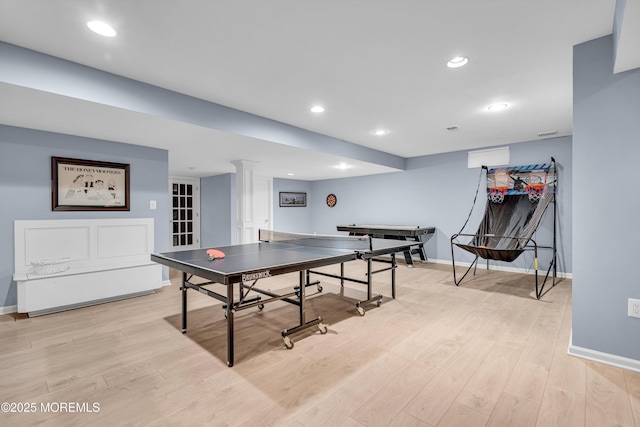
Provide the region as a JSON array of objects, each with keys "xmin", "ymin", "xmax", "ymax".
[{"xmin": 450, "ymin": 158, "xmax": 557, "ymax": 299}]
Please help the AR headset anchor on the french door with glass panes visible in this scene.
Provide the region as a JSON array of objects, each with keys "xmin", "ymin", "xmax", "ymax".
[{"xmin": 170, "ymin": 177, "xmax": 200, "ymax": 251}]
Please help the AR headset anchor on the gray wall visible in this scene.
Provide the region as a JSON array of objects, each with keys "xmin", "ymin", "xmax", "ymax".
[
  {"xmin": 272, "ymin": 137, "xmax": 572, "ymax": 275},
  {"xmin": 572, "ymin": 35, "xmax": 640, "ymax": 360},
  {"xmin": 201, "ymin": 173, "xmax": 235, "ymax": 247},
  {"xmin": 0, "ymin": 124, "xmax": 170, "ymax": 308}
]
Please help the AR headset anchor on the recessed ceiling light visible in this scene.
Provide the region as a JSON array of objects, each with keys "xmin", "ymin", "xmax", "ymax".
[
  {"xmin": 447, "ymin": 56, "xmax": 469, "ymax": 68},
  {"xmin": 334, "ymin": 163, "xmax": 351, "ymax": 170},
  {"xmin": 372, "ymin": 129, "xmax": 388, "ymax": 136},
  {"xmin": 310, "ymin": 105, "xmax": 325, "ymax": 113},
  {"xmin": 487, "ymin": 103, "xmax": 509, "ymax": 111},
  {"xmin": 287, "ymin": 173, "xmax": 295, "ymax": 176},
  {"xmin": 87, "ymin": 21, "xmax": 117, "ymax": 37}
]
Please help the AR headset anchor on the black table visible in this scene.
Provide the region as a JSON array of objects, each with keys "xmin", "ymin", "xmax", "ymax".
[
  {"xmin": 151, "ymin": 230, "xmax": 422, "ymax": 366},
  {"xmin": 336, "ymin": 224, "xmax": 435, "ymax": 266}
]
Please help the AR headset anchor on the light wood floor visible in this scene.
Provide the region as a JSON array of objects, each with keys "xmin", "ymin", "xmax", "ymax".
[{"xmin": 1, "ymin": 262, "xmax": 639, "ymax": 426}]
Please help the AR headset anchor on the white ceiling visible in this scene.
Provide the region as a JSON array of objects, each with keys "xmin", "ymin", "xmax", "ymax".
[{"xmin": 0, "ymin": 0, "xmax": 634, "ymax": 180}]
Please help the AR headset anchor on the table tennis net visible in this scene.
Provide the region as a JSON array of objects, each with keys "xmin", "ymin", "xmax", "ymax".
[{"xmin": 259, "ymin": 229, "xmax": 371, "ymax": 251}]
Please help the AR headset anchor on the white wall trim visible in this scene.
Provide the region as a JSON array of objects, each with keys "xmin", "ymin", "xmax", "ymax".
[
  {"xmin": 429, "ymin": 258, "xmax": 572, "ymax": 279},
  {"xmin": 0, "ymin": 283, "xmax": 172, "ymax": 316},
  {"xmin": 0, "ymin": 305, "xmax": 17, "ymax": 315},
  {"xmin": 232, "ymin": 160, "xmax": 259, "ymax": 244},
  {"xmin": 14, "ymin": 218, "xmax": 162, "ymax": 315},
  {"xmin": 568, "ymin": 331, "xmax": 640, "ymax": 373}
]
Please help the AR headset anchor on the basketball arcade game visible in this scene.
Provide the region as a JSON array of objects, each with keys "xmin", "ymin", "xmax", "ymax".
[
  {"xmin": 450, "ymin": 158, "xmax": 558, "ymax": 299},
  {"xmin": 151, "ymin": 230, "xmax": 423, "ymax": 366}
]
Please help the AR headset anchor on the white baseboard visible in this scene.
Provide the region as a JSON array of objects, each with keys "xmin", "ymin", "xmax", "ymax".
[
  {"xmin": 568, "ymin": 331, "xmax": 640, "ymax": 372},
  {"xmin": 428, "ymin": 258, "xmax": 572, "ymax": 279},
  {"xmin": 0, "ymin": 305, "xmax": 17, "ymax": 315},
  {"xmin": 1, "ymin": 281, "xmax": 171, "ymax": 316}
]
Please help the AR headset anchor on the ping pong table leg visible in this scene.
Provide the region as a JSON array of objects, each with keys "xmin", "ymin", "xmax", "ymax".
[
  {"xmin": 391, "ymin": 253, "xmax": 396, "ymax": 299},
  {"xmin": 281, "ymin": 270, "xmax": 326, "ymax": 348},
  {"xmin": 181, "ymin": 272, "xmax": 188, "ymax": 333},
  {"xmin": 299, "ymin": 270, "xmax": 306, "ymax": 325},
  {"xmin": 354, "ymin": 259, "xmax": 373, "ymax": 316},
  {"xmin": 367, "ymin": 259, "xmax": 372, "ymax": 301},
  {"xmin": 227, "ymin": 282, "xmax": 235, "ymax": 367}
]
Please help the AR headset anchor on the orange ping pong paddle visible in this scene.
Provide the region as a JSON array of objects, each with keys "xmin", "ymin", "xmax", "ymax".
[{"xmin": 206, "ymin": 248, "xmax": 225, "ymax": 260}]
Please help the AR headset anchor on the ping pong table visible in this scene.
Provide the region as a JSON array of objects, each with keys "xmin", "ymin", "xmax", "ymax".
[
  {"xmin": 151, "ymin": 229, "xmax": 422, "ymax": 366},
  {"xmin": 337, "ymin": 224, "xmax": 435, "ymax": 266}
]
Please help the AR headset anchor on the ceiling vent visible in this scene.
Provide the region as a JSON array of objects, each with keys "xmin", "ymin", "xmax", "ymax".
[{"xmin": 537, "ymin": 130, "xmax": 558, "ymax": 137}]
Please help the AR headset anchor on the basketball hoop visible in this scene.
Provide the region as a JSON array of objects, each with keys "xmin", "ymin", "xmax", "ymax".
[
  {"xmin": 526, "ymin": 183, "xmax": 545, "ymax": 203},
  {"xmin": 489, "ymin": 186, "xmax": 508, "ymax": 204}
]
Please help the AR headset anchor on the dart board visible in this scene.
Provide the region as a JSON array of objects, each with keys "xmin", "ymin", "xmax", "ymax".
[{"xmin": 326, "ymin": 194, "xmax": 337, "ymax": 208}]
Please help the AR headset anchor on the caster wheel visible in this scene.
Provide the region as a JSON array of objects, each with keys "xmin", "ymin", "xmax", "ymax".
[
  {"xmin": 258, "ymin": 304, "xmax": 265, "ymax": 311},
  {"xmin": 283, "ymin": 336, "xmax": 294, "ymax": 349},
  {"xmin": 376, "ymin": 300, "xmax": 382, "ymax": 307},
  {"xmin": 357, "ymin": 306, "xmax": 365, "ymax": 316},
  {"xmin": 317, "ymin": 285, "xmax": 323, "ymax": 292},
  {"xmin": 318, "ymin": 323, "xmax": 328, "ymax": 334}
]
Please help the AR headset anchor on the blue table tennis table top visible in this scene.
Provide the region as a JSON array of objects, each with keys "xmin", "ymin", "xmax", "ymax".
[{"xmin": 151, "ymin": 238, "xmax": 421, "ymax": 285}]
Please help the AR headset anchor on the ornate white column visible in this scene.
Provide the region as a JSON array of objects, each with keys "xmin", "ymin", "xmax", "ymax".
[{"xmin": 232, "ymin": 160, "xmax": 259, "ymax": 244}]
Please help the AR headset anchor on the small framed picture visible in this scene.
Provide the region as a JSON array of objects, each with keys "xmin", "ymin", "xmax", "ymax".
[
  {"xmin": 52, "ymin": 157, "xmax": 130, "ymax": 211},
  {"xmin": 279, "ymin": 192, "xmax": 307, "ymax": 207}
]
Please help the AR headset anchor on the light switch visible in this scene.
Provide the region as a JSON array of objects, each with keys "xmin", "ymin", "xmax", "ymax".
[{"xmin": 150, "ymin": 200, "xmax": 157, "ymax": 210}]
